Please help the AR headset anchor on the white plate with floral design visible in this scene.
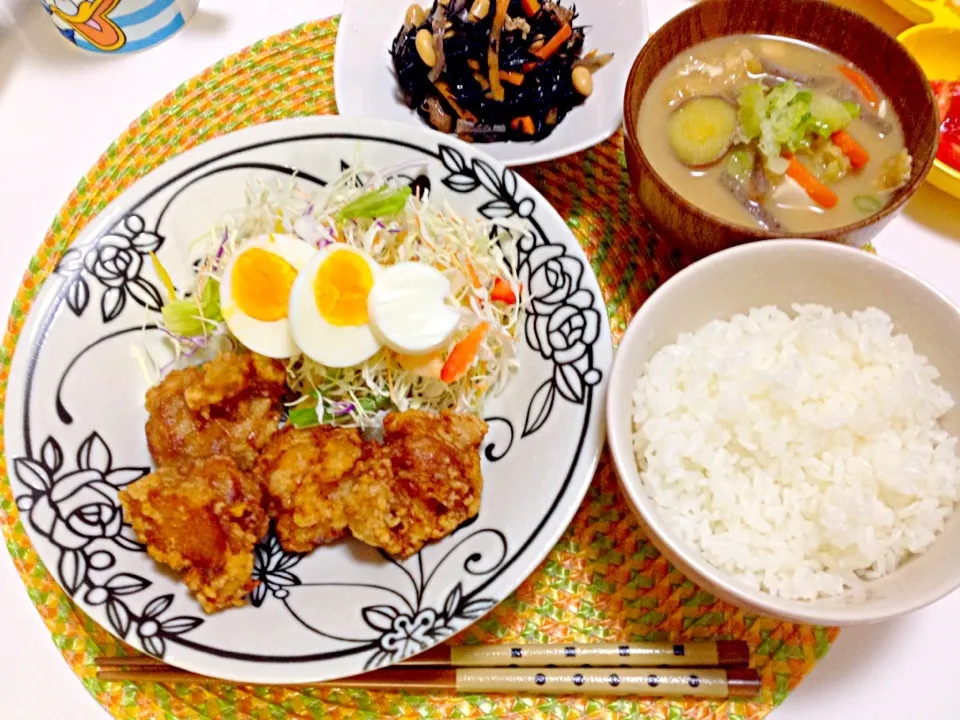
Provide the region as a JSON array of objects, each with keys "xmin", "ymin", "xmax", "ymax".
[{"xmin": 5, "ymin": 116, "xmax": 612, "ymax": 683}]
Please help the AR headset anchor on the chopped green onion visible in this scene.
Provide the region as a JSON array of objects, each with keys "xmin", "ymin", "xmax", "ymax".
[
  {"xmin": 337, "ymin": 186, "xmax": 412, "ymax": 222},
  {"xmin": 843, "ymin": 101, "xmax": 862, "ymax": 119},
  {"xmin": 161, "ymin": 278, "xmax": 223, "ymax": 336},
  {"xmin": 854, "ymin": 194, "xmax": 884, "ymax": 213},
  {"xmin": 726, "ymin": 149, "xmax": 755, "ymax": 181}
]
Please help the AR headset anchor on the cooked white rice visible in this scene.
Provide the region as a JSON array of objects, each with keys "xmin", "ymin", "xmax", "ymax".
[{"xmin": 631, "ymin": 304, "xmax": 960, "ymax": 601}]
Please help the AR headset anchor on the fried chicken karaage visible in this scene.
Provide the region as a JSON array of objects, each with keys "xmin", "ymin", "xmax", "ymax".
[
  {"xmin": 345, "ymin": 410, "xmax": 488, "ymax": 559},
  {"xmin": 132, "ymin": 343, "xmax": 489, "ymax": 612},
  {"xmin": 145, "ymin": 352, "xmax": 286, "ymax": 470},
  {"xmin": 118, "ymin": 456, "xmax": 269, "ymax": 613},
  {"xmin": 256, "ymin": 412, "xmax": 488, "ymax": 558},
  {"xmin": 255, "ymin": 425, "xmax": 364, "ymax": 553}
]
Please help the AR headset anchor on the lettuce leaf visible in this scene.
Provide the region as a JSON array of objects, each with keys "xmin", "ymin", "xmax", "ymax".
[
  {"xmin": 287, "ymin": 405, "xmax": 322, "ymax": 429},
  {"xmin": 287, "ymin": 395, "xmax": 389, "ymax": 429},
  {"xmin": 161, "ymin": 278, "xmax": 223, "ymax": 337},
  {"xmin": 337, "ymin": 186, "xmax": 412, "ymax": 222},
  {"xmin": 737, "ymin": 81, "xmax": 857, "ymax": 174},
  {"xmin": 738, "ymin": 83, "xmax": 768, "ymax": 140}
]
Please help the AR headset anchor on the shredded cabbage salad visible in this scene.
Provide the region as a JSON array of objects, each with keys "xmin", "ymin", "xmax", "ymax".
[{"xmin": 150, "ymin": 152, "xmax": 526, "ymax": 429}]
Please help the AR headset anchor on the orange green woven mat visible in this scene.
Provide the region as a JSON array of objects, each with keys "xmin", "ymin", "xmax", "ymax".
[{"xmin": 0, "ymin": 16, "xmax": 838, "ymax": 720}]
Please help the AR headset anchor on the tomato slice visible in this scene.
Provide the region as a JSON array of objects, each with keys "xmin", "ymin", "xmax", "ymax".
[
  {"xmin": 934, "ymin": 81, "xmax": 953, "ymax": 123},
  {"xmin": 931, "ymin": 81, "xmax": 960, "ymax": 170},
  {"xmin": 931, "ymin": 80, "xmax": 960, "ymax": 121},
  {"xmin": 938, "ymin": 138, "xmax": 960, "ymax": 172}
]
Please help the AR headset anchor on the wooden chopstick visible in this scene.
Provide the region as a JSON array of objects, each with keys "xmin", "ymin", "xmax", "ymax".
[
  {"xmin": 95, "ymin": 641, "xmax": 758, "ymax": 697},
  {"xmin": 95, "ymin": 666, "xmax": 761, "ymax": 698},
  {"xmin": 97, "ymin": 640, "xmax": 749, "ymax": 670}
]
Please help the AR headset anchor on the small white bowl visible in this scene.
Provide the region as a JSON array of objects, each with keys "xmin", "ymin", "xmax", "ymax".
[
  {"xmin": 606, "ymin": 240, "xmax": 960, "ymax": 625},
  {"xmin": 334, "ymin": 0, "xmax": 649, "ymax": 167}
]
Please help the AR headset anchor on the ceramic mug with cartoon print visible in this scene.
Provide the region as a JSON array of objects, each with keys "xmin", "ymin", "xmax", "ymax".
[{"xmin": 40, "ymin": 0, "xmax": 199, "ymax": 53}]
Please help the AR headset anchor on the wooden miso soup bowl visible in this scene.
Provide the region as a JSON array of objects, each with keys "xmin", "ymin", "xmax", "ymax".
[{"xmin": 622, "ymin": 0, "xmax": 940, "ymax": 258}]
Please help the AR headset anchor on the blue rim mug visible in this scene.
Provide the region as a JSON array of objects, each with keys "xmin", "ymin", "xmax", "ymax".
[{"xmin": 39, "ymin": 0, "xmax": 200, "ymax": 53}]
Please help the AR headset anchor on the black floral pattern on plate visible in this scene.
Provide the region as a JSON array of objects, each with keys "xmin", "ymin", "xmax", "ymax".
[
  {"xmin": 438, "ymin": 145, "xmax": 603, "ymax": 437},
  {"xmin": 248, "ymin": 524, "xmax": 500, "ymax": 670},
  {"xmin": 56, "ymin": 213, "xmax": 165, "ymax": 322},
  {"xmin": 14, "ymin": 432, "xmax": 204, "ymax": 658},
  {"xmin": 251, "ymin": 532, "xmax": 303, "ymax": 607}
]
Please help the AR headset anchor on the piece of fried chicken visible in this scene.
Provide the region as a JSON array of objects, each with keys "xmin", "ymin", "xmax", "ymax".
[
  {"xmin": 145, "ymin": 352, "xmax": 286, "ymax": 471},
  {"xmin": 255, "ymin": 425, "xmax": 365, "ymax": 553},
  {"xmin": 345, "ymin": 410, "xmax": 488, "ymax": 559},
  {"xmin": 118, "ymin": 456, "xmax": 268, "ymax": 613}
]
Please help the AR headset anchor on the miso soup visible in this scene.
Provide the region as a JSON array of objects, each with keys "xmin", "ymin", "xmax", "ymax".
[{"xmin": 637, "ymin": 35, "xmax": 912, "ymax": 233}]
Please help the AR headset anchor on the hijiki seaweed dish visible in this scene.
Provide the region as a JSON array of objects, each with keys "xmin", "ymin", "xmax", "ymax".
[{"xmin": 391, "ymin": 0, "xmax": 612, "ymax": 142}]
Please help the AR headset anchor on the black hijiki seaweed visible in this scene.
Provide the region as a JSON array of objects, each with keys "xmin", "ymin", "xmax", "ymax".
[{"xmin": 391, "ymin": 0, "xmax": 594, "ymax": 143}]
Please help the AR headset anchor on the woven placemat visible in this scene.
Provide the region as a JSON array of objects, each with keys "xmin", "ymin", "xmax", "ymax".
[{"xmin": 0, "ymin": 17, "xmax": 839, "ymax": 720}]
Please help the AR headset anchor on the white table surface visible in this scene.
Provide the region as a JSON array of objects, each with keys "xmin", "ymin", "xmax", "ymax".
[{"xmin": 1, "ymin": 0, "xmax": 958, "ymax": 717}]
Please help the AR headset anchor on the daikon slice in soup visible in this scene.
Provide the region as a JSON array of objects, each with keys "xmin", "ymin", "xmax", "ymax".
[{"xmin": 637, "ymin": 35, "xmax": 912, "ymax": 233}]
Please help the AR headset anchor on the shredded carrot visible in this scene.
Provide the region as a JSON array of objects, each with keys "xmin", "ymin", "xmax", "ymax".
[
  {"xmin": 491, "ymin": 278, "xmax": 518, "ymax": 304},
  {"xmin": 831, "ymin": 130, "xmax": 870, "ymax": 170},
  {"xmin": 522, "ymin": 60, "xmax": 540, "ymax": 72},
  {"xmin": 534, "ymin": 23, "xmax": 572, "ymax": 61},
  {"xmin": 784, "ymin": 154, "xmax": 839, "ymax": 209},
  {"xmin": 521, "ymin": 0, "xmax": 541, "ymax": 16},
  {"xmin": 434, "ymin": 80, "xmax": 478, "ymax": 122},
  {"xmin": 509, "ymin": 116, "xmax": 536, "ymax": 135},
  {"xmin": 441, "ymin": 322, "xmax": 490, "ymax": 383},
  {"xmin": 500, "ymin": 70, "xmax": 524, "ymax": 86},
  {"xmin": 414, "ymin": 215, "xmax": 435, "ymax": 251},
  {"xmin": 465, "ymin": 258, "xmax": 482, "ymax": 288},
  {"xmin": 838, "ymin": 66, "xmax": 879, "ymax": 108},
  {"xmin": 488, "ymin": 0, "xmax": 510, "ymax": 102}
]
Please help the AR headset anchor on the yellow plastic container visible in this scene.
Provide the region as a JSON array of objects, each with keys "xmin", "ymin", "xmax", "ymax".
[{"xmin": 884, "ymin": 0, "xmax": 960, "ymax": 198}]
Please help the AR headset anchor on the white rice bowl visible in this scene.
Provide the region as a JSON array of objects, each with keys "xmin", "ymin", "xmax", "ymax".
[{"xmin": 631, "ymin": 304, "xmax": 960, "ymax": 601}]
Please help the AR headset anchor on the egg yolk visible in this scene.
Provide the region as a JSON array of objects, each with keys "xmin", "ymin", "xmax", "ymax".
[
  {"xmin": 231, "ymin": 247, "xmax": 298, "ymax": 322},
  {"xmin": 314, "ymin": 250, "xmax": 374, "ymax": 327}
]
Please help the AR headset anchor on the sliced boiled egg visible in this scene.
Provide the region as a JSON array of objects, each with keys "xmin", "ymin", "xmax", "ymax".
[
  {"xmin": 289, "ymin": 245, "xmax": 383, "ymax": 368},
  {"xmin": 219, "ymin": 234, "xmax": 317, "ymax": 358},
  {"xmin": 367, "ymin": 262, "xmax": 460, "ymax": 356}
]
